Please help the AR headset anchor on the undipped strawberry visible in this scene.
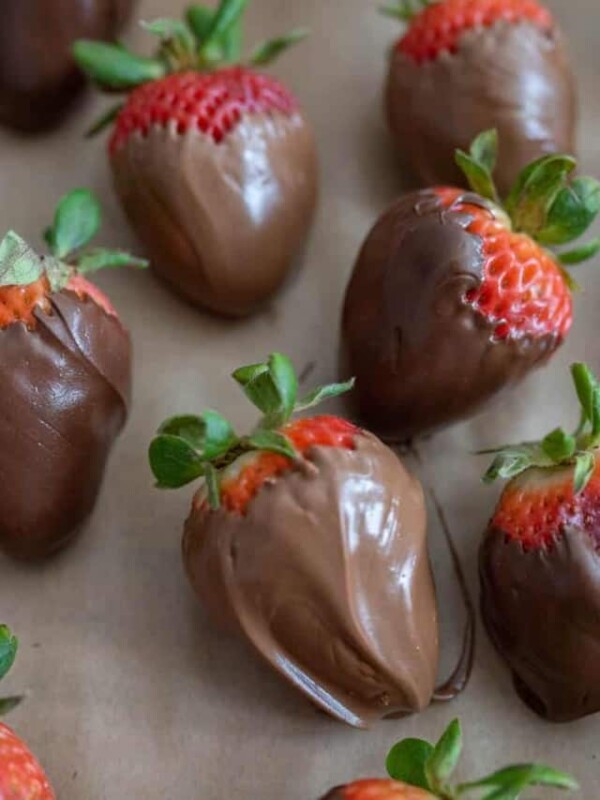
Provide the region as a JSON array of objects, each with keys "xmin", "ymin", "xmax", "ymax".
[
  {"xmin": 0, "ymin": 626, "xmax": 55, "ymax": 800},
  {"xmin": 480, "ymin": 362, "xmax": 600, "ymax": 721},
  {"xmin": 74, "ymin": 1, "xmax": 317, "ymax": 317},
  {"xmin": 383, "ymin": 0, "xmax": 576, "ymax": 195},
  {"xmin": 343, "ymin": 130, "xmax": 600, "ymax": 441},
  {"xmin": 149, "ymin": 353, "xmax": 440, "ymax": 727},
  {"xmin": 0, "ymin": 189, "xmax": 146, "ymax": 559},
  {"xmin": 320, "ymin": 718, "xmax": 577, "ymax": 799}
]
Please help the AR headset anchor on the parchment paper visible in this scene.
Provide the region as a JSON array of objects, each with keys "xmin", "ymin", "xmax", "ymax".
[{"xmin": 0, "ymin": 1, "xmax": 598, "ymax": 797}]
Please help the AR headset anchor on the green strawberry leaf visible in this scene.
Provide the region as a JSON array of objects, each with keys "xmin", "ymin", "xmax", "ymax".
[
  {"xmin": 250, "ymin": 28, "xmax": 309, "ymax": 66},
  {"xmin": 295, "ymin": 378, "xmax": 355, "ymax": 412},
  {"xmin": 537, "ymin": 177, "xmax": 600, "ymax": 246},
  {"xmin": 73, "ymin": 41, "xmax": 166, "ymax": 90},
  {"xmin": 455, "ymin": 150, "xmax": 498, "ymax": 204},
  {"xmin": 482, "ymin": 450, "xmax": 536, "ymax": 483},
  {"xmin": 379, "ymin": 0, "xmax": 432, "ymax": 19},
  {"xmin": 141, "ymin": 18, "xmax": 196, "ymax": 52},
  {"xmin": 425, "ymin": 719, "xmax": 462, "ymax": 791},
  {"xmin": 159, "ymin": 411, "xmax": 237, "ymax": 460},
  {"xmin": 573, "ymin": 451, "xmax": 595, "ymax": 494},
  {"xmin": 204, "ymin": 464, "xmax": 221, "ymax": 510},
  {"xmin": 86, "ymin": 102, "xmax": 124, "ymax": 138},
  {"xmin": 571, "ymin": 362, "xmax": 598, "ymax": 430},
  {"xmin": 77, "ymin": 248, "xmax": 148, "ymax": 273},
  {"xmin": 459, "ymin": 764, "xmax": 579, "ymax": 794},
  {"xmin": 542, "ymin": 428, "xmax": 576, "ymax": 462},
  {"xmin": 0, "ymin": 626, "xmax": 18, "ymax": 681},
  {"xmin": 245, "ymin": 430, "xmax": 297, "ymax": 459},
  {"xmin": 0, "ymin": 232, "xmax": 44, "ymax": 286},
  {"xmin": 149, "ymin": 434, "xmax": 206, "ymax": 488},
  {"xmin": 186, "ymin": 4, "xmax": 215, "ymax": 41},
  {"xmin": 202, "ymin": 0, "xmax": 248, "ymax": 54},
  {"xmin": 0, "ymin": 696, "xmax": 23, "ymax": 715},
  {"xmin": 558, "ymin": 237, "xmax": 600, "ymax": 265},
  {"xmin": 49, "ymin": 189, "xmax": 101, "ymax": 259},
  {"xmin": 506, "ymin": 155, "xmax": 577, "ymax": 237},
  {"xmin": 386, "ymin": 737, "xmax": 434, "ymax": 790},
  {"xmin": 470, "ymin": 129, "xmax": 498, "ymax": 174},
  {"xmin": 233, "ymin": 353, "xmax": 298, "ymax": 426}
]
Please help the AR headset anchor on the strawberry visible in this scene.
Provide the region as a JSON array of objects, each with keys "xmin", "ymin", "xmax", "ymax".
[
  {"xmin": 0, "ymin": 189, "xmax": 146, "ymax": 559},
  {"xmin": 74, "ymin": 1, "xmax": 317, "ymax": 317},
  {"xmin": 342, "ymin": 130, "xmax": 600, "ymax": 442},
  {"xmin": 320, "ymin": 718, "xmax": 577, "ymax": 799},
  {"xmin": 480, "ymin": 362, "xmax": 600, "ymax": 721},
  {"xmin": 383, "ymin": 0, "xmax": 576, "ymax": 195},
  {"xmin": 0, "ymin": 0, "xmax": 134, "ymax": 132},
  {"xmin": 149, "ymin": 353, "xmax": 440, "ymax": 728},
  {"xmin": 0, "ymin": 626, "xmax": 55, "ymax": 799}
]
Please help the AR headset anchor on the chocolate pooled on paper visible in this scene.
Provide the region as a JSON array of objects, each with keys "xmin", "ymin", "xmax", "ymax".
[
  {"xmin": 149, "ymin": 354, "xmax": 440, "ymax": 728},
  {"xmin": 0, "ymin": 189, "xmax": 145, "ymax": 559},
  {"xmin": 384, "ymin": 0, "xmax": 576, "ymax": 195},
  {"xmin": 0, "ymin": 0, "xmax": 134, "ymax": 132},
  {"xmin": 342, "ymin": 133, "xmax": 600, "ymax": 442}
]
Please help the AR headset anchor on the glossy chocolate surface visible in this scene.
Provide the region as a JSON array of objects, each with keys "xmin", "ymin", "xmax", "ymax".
[
  {"xmin": 480, "ymin": 525, "xmax": 600, "ymax": 722},
  {"xmin": 0, "ymin": 0, "xmax": 134, "ymax": 132},
  {"xmin": 386, "ymin": 21, "xmax": 577, "ymax": 196},
  {"xmin": 341, "ymin": 189, "xmax": 558, "ymax": 442},
  {"xmin": 183, "ymin": 432, "xmax": 439, "ymax": 728},
  {"xmin": 111, "ymin": 111, "xmax": 318, "ymax": 317},
  {"xmin": 0, "ymin": 291, "xmax": 130, "ymax": 559}
]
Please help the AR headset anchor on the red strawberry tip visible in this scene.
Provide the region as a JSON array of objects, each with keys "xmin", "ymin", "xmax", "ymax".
[{"xmin": 149, "ymin": 352, "xmax": 355, "ymax": 510}]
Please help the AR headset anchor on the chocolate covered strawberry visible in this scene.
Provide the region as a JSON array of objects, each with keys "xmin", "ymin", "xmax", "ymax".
[
  {"xmin": 74, "ymin": 1, "xmax": 317, "ymax": 317},
  {"xmin": 0, "ymin": 0, "xmax": 134, "ymax": 132},
  {"xmin": 343, "ymin": 130, "xmax": 600, "ymax": 442},
  {"xmin": 480, "ymin": 362, "xmax": 600, "ymax": 721},
  {"xmin": 383, "ymin": 0, "xmax": 576, "ymax": 195},
  {"xmin": 149, "ymin": 353, "xmax": 439, "ymax": 728},
  {"xmin": 0, "ymin": 626, "xmax": 55, "ymax": 799},
  {"xmin": 0, "ymin": 189, "xmax": 145, "ymax": 559},
  {"xmin": 320, "ymin": 718, "xmax": 577, "ymax": 799}
]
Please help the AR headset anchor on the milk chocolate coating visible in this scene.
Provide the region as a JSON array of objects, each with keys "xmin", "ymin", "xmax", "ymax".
[
  {"xmin": 183, "ymin": 433, "xmax": 439, "ymax": 728},
  {"xmin": 341, "ymin": 189, "xmax": 558, "ymax": 442},
  {"xmin": 0, "ymin": 292, "xmax": 130, "ymax": 559},
  {"xmin": 111, "ymin": 112, "xmax": 318, "ymax": 317},
  {"xmin": 0, "ymin": 0, "xmax": 134, "ymax": 132},
  {"xmin": 386, "ymin": 21, "xmax": 577, "ymax": 196},
  {"xmin": 480, "ymin": 526, "xmax": 600, "ymax": 722}
]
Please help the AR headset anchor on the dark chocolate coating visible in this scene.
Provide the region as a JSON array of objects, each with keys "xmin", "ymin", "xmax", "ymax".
[
  {"xmin": 341, "ymin": 189, "xmax": 558, "ymax": 442},
  {"xmin": 0, "ymin": 0, "xmax": 134, "ymax": 132},
  {"xmin": 0, "ymin": 292, "xmax": 130, "ymax": 559},
  {"xmin": 386, "ymin": 21, "xmax": 577, "ymax": 196},
  {"xmin": 480, "ymin": 526, "xmax": 600, "ymax": 722}
]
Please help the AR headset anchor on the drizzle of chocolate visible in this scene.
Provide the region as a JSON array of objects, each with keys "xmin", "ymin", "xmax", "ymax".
[
  {"xmin": 0, "ymin": 291, "xmax": 130, "ymax": 559},
  {"xmin": 409, "ymin": 442, "xmax": 475, "ymax": 701}
]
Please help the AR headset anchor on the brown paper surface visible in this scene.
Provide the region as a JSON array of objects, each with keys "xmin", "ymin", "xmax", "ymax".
[{"xmin": 0, "ymin": 1, "xmax": 598, "ymax": 797}]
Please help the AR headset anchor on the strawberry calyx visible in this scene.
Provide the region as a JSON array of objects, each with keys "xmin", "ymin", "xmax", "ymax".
[
  {"xmin": 455, "ymin": 130, "xmax": 600, "ymax": 272},
  {"xmin": 0, "ymin": 188, "xmax": 147, "ymax": 296},
  {"xmin": 481, "ymin": 362, "xmax": 600, "ymax": 494},
  {"xmin": 381, "ymin": 0, "xmax": 436, "ymax": 22},
  {"xmin": 335, "ymin": 718, "xmax": 578, "ymax": 798},
  {"xmin": 0, "ymin": 626, "xmax": 22, "ymax": 716},
  {"xmin": 73, "ymin": 0, "xmax": 308, "ymax": 135},
  {"xmin": 149, "ymin": 353, "xmax": 355, "ymax": 510}
]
